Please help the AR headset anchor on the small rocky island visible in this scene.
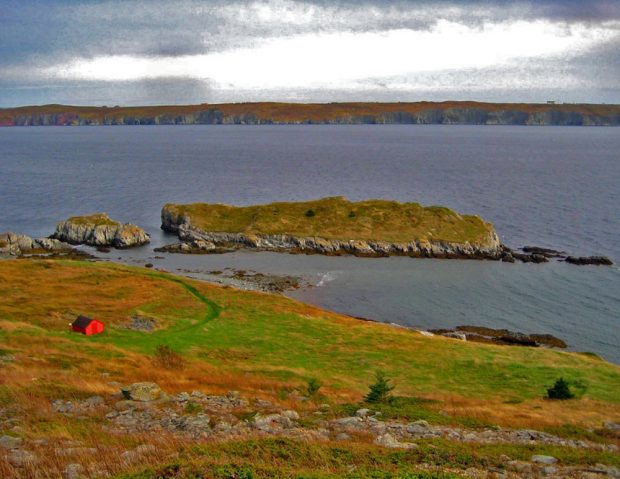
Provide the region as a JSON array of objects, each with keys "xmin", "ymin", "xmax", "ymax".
[
  {"xmin": 0, "ymin": 232, "xmax": 73, "ymax": 256},
  {"xmin": 52, "ymin": 213, "xmax": 150, "ymax": 248},
  {"xmin": 159, "ymin": 197, "xmax": 502, "ymax": 258}
]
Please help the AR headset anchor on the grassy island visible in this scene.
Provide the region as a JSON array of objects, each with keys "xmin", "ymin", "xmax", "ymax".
[{"xmin": 163, "ymin": 197, "xmax": 496, "ymax": 245}]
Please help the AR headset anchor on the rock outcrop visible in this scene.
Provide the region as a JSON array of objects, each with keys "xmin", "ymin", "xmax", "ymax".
[
  {"xmin": 0, "ymin": 232, "xmax": 73, "ymax": 256},
  {"xmin": 160, "ymin": 205, "xmax": 503, "ymax": 260},
  {"xmin": 52, "ymin": 213, "xmax": 150, "ymax": 248}
]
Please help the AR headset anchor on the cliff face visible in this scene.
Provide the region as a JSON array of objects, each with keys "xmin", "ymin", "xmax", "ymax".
[
  {"xmin": 160, "ymin": 204, "xmax": 502, "ymax": 259},
  {"xmin": 52, "ymin": 213, "xmax": 150, "ymax": 248},
  {"xmin": 3, "ymin": 102, "xmax": 619, "ymax": 127}
]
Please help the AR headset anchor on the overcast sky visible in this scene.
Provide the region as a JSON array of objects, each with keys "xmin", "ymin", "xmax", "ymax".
[{"xmin": 1, "ymin": 0, "xmax": 619, "ymax": 106}]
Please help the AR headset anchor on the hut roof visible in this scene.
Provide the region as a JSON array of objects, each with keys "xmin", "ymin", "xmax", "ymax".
[{"xmin": 72, "ymin": 315, "xmax": 94, "ymax": 328}]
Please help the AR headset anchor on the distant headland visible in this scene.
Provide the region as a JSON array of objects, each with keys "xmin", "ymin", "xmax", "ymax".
[{"xmin": 1, "ymin": 101, "xmax": 619, "ymax": 126}]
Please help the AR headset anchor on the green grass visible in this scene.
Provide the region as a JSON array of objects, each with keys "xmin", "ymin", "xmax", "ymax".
[
  {"xmin": 111, "ymin": 436, "xmax": 620, "ymax": 479},
  {"xmin": 163, "ymin": 197, "xmax": 496, "ymax": 245},
  {"xmin": 2, "ymin": 259, "xmax": 620, "ymax": 420}
]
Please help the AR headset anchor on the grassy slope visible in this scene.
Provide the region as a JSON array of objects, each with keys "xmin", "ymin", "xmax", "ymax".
[
  {"xmin": 2, "ymin": 101, "xmax": 620, "ymax": 124},
  {"xmin": 1, "ymin": 259, "xmax": 618, "ymax": 427},
  {"xmin": 2, "ymin": 258, "xmax": 620, "ymax": 478},
  {"xmin": 164, "ymin": 197, "xmax": 495, "ymax": 245}
]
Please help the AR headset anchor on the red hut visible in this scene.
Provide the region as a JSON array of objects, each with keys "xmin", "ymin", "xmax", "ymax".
[{"xmin": 71, "ymin": 316, "xmax": 105, "ymax": 335}]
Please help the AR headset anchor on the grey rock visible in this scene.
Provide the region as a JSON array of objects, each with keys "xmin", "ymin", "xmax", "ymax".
[
  {"xmin": 374, "ymin": 433, "xmax": 417, "ymax": 449},
  {"xmin": 8, "ymin": 449, "xmax": 38, "ymax": 467},
  {"xmin": 64, "ymin": 463, "xmax": 84, "ymax": 479},
  {"xmin": 282, "ymin": 410, "xmax": 300, "ymax": 421},
  {"xmin": 355, "ymin": 408, "xmax": 371, "ymax": 417},
  {"xmin": 531, "ymin": 455, "xmax": 558, "ymax": 465},
  {"xmin": 121, "ymin": 382, "xmax": 165, "ymax": 402},
  {"xmin": 0, "ymin": 435, "xmax": 22, "ymax": 449},
  {"xmin": 335, "ymin": 432, "xmax": 352, "ymax": 441}
]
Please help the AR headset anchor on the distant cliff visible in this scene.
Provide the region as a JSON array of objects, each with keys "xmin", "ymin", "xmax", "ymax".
[{"xmin": 1, "ymin": 101, "xmax": 619, "ymax": 126}]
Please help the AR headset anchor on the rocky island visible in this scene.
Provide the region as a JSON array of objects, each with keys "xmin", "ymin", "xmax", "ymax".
[
  {"xmin": 52, "ymin": 213, "xmax": 150, "ymax": 248},
  {"xmin": 159, "ymin": 197, "xmax": 502, "ymax": 259}
]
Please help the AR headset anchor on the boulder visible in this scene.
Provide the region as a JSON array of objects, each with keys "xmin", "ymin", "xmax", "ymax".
[
  {"xmin": 64, "ymin": 463, "xmax": 84, "ymax": 479},
  {"xmin": 121, "ymin": 382, "xmax": 165, "ymax": 402},
  {"xmin": 52, "ymin": 213, "xmax": 150, "ymax": 248},
  {"xmin": 0, "ymin": 435, "xmax": 22, "ymax": 449},
  {"xmin": 374, "ymin": 433, "xmax": 417, "ymax": 449},
  {"xmin": 8, "ymin": 449, "xmax": 38, "ymax": 467},
  {"xmin": 531, "ymin": 455, "xmax": 558, "ymax": 465},
  {"xmin": 0, "ymin": 231, "xmax": 73, "ymax": 256}
]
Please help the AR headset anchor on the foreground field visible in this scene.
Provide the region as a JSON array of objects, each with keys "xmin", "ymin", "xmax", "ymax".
[{"xmin": 0, "ymin": 258, "xmax": 619, "ymax": 478}]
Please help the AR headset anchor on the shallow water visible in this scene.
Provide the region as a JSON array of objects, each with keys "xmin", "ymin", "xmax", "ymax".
[{"xmin": 1, "ymin": 125, "xmax": 618, "ymax": 362}]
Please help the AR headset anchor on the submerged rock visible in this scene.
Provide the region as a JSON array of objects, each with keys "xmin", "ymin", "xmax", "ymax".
[
  {"xmin": 52, "ymin": 213, "xmax": 149, "ymax": 248},
  {"xmin": 565, "ymin": 256, "xmax": 613, "ymax": 266}
]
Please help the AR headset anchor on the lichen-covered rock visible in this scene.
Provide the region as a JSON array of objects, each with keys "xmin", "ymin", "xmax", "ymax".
[
  {"xmin": 0, "ymin": 231, "xmax": 73, "ymax": 256},
  {"xmin": 52, "ymin": 213, "xmax": 149, "ymax": 248},
  {"xmin": 121, "ymin": 382, "xmax": 166, "ymax": 402}
]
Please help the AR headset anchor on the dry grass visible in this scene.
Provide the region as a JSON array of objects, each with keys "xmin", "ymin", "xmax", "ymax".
[{"xmin": 1, "ymin": 258, "xmax": 619, "ymax": 477}]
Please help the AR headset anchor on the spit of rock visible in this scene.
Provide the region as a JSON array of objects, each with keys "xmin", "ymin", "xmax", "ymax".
[
  {"xmin": 565, "ymin": 256, "xmax": 613, "ymax": 266},
  {"xmin": 0, "ymin": 232, "xmax": 73, "ymax": 256},
  {"xmin": 52, "ymin": 213, "xmax": 150, "ymax": 248}
]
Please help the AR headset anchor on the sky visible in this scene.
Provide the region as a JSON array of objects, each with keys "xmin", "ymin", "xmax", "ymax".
[{"xmin": 1, "ymin": 0, "xmax": 619, "ymax": 106}]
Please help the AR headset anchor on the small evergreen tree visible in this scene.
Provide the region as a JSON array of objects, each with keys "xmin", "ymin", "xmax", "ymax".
[
  {"xmin": 306, "ymin": 378, "xmax": 321, "ymax": 397},
  {"xmin": 304, "ymin": 209, "xmax": 316, "ymax": 217},
  {"xmin": 365, "ymin": 371, "xmax": 395, "ymax": 403},
  {"xmin": 547, "ymin": 377, "xmax": 574, "ymax": 400}
]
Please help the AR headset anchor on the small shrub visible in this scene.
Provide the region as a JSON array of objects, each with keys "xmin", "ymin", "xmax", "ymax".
[
  {"xmin": 153, "ymin": 344, "xmax": 185, "ymax": 370},
  {"xmin": 306, "ymin": 378, "xmax": 321, "ymax": 397},
  {"xmin": 365, "ymin": 371, "xmax": 395, "ymax": 404},
  {"xmin": 547, "ymin": 377, "xmax": 574, "ymax": 400},
  {"xmin": 184, "ymin": 401, "xmax": 203, "ymax": 414},
  {"xmin": 304, "ymin": 209, "xmax": 316, "ymax": 217},
  {"xmin": 348, "ymin": 211, "xmax": 356, "ymax": 218}
]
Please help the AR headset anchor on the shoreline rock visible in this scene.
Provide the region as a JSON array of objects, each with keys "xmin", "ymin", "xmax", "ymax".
[
  {"xmin": 52, "ymin": 213, "xmax": 150, "ymax": 249},
  {"xmin": 0, "ymin": 232, "xmax": 73, "ymax": 256},
  {"xmin": 430, "ymin": 325, "xmax": 568, "ymax": 349}
]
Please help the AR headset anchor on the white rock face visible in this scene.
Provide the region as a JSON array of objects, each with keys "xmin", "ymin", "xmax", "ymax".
[{"xmin": 52, "ymin": 213, "xmax": 150, "ymax": 248}]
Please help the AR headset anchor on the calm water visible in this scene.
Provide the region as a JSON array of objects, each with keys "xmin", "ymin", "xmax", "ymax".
[{"xmin": 1, "ymin": 125, "xmax": 619, "ymax": 362}]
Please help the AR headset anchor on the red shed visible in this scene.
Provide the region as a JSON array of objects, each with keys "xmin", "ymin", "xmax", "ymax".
[{"xmin": 71, "ymin": 316, "xmax": 104, "ymax": 335}]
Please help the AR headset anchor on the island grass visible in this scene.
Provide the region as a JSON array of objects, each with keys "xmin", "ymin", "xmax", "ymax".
[
  {"xmin": 164, "ymin": 197, "xmax": 496, "ymax": 245},
  {"xmin": 1, "ymin": 258, "xmax": 619, "ymax": 432},
  {"xmin": 62, "ymin": 213, "xmax": 120, "ymax": 226}
]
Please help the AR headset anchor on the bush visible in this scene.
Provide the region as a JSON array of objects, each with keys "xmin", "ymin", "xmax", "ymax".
[
  {"xmin": 153, "ymin": 344, "xmax": 185, "ymax": 370},
  {"xmin": 547, "ymin": 377, "xmax": 575, "ymax": 400},
  {"xmin": 365, "ymin": 371, "xmax": 395, "ymax": 403},
  {"xmin": 184, "ymin": 401, "xmax": 203, "ymax": 414},
  {"xmin": 348, "ymin": 211, "xmax": 356, "ymax": 218},
  {"xmin": 304, "ymin": 209, "xmax": 316, "ymax": 217},
  {"xmin": 306, "ymin": 378, "xmax": 321, "ymax": 397}
]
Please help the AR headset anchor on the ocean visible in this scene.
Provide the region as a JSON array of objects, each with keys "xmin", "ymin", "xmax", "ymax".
[{"xmin": 1, "ymin": 125, "xmax": 618, "ymax": 362}]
